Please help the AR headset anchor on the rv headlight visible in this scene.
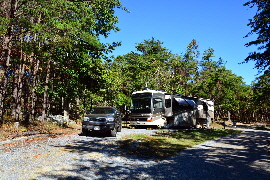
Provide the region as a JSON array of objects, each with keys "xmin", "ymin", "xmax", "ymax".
[{"xmin": 107, "ymin": 117, "xmax": 115, "ymax": 122}]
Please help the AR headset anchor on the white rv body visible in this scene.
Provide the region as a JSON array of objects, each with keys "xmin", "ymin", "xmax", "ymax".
[{"xmin": 129, "ymin": 88, "xmax": 214, "ymax": 128}]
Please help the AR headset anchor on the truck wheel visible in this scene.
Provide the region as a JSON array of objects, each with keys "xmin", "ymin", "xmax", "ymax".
[
  {"xmin": 109, "ymin": 127, "xmax": 117, "ymax": 137},
  {"xmin": 117, "ymin": 123, "xmax": 122, "ymax": 132},
  {"xmin": 82, "ymin": 129, "xmax": 94, "ymax": 136},
  {"xmin": 82, "ymin": 128, "xmax": 89, "ymax": 135}
]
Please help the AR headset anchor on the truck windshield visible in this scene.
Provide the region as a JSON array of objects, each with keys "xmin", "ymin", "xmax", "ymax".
[
  {"xmin": 89, "ymin": 108, "xmax": 115, "ymax": 114},
  {"xmin": 131, "ymin": 97, "xmax": 152, "ymax": 113}
]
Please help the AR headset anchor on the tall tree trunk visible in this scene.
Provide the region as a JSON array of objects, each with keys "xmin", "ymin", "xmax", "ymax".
[
  {"xmin": 12, "ymin": 63, "xmax": 25, "ymax": 121},
  {"xmin": 26, "ymin": 15, "xmax": 41, "ymax": 122},
  {"xmin": 0, "ymin": 68, "xmax": 8, "ymax": 125},
  {"xmin": 30, "ymin": 58, "xmax": 40, "ymax": 121},
  {"xmin": 22, "ymin": 77, "xmax": 30, "ymax": 124},
  {"xmin": 41, "ymin": 60, "xmax": 51, "ymax": 122},
  {"xmin": 75, "ymin": 98, "xmax": 81, "ymax": 120},
  {"xmin": 12, "ymin": 32, "xmax": 26, "ymax": 122},
  {"xmin": 0, "ymin": 0, "xmax": 15, "ymax": 125},
  {"xmin": 63, "ymin": 98, "xmax": 70, "ymax": 122}
]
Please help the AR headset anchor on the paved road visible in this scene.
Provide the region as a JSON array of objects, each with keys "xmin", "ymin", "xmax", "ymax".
[{"xmin": 147, "ymin": 129, "xmax": 270, "ymax": 180}]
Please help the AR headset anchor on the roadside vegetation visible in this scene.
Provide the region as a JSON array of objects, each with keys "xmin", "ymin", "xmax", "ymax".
[
  {"xmin": 0, "ymin": 119, "xmax": 81, "ymax": 141},
  {"xmin": 255, "ymin": 125, "xmax": 270, "ymax": 131},
  {"xmin": 118, "ymin": 129, "xmax": 242, "ymax": 160}
]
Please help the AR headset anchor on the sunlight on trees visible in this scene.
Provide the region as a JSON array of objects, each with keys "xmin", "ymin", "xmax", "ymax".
[{"xmin": 0, "ymin": 1, "xmax": 268, "ymax": 126}]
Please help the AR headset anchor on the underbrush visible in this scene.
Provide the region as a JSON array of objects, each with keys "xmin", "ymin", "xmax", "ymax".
[
  {"xmin": 255, "ymin": 125, "xmax": 270, "ymax": 130},
  {"xmin": 118, "ymin": 129, "xmax": 242, "ymax": 160},
  {"xmin": 0, "ymin": 120, "xmax": 81, "ymax": 141}
]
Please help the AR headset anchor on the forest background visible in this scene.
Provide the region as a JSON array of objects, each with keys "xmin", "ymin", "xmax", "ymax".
[{"xmin": 0, "ymin": 0, "xmax": 269, "ymax": 126}]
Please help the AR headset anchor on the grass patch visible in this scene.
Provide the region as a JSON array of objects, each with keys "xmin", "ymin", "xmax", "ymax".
[
  {"xmin": 211, "ymin": 122, "xmax": 225, "ymax": 129},
  {"xmin": 118, "ymin": 129, "xmax": 242, "ymax": 160}
]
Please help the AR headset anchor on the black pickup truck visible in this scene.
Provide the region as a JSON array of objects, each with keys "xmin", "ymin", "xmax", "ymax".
[{"xmin": 82, "ymin": 107, "xmax": 122, "ymax": 137}]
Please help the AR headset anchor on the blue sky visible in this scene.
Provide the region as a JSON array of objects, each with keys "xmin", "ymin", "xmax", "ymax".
[{"xmin": 101, "ymin": 0, "xmax": 259, "ymax": 85}]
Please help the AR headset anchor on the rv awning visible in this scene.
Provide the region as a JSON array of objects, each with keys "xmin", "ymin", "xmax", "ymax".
[
  {"xmin": 186, "ymin": 99, "xmax": 197, "ymax": 106},
  {"xmin": 174, "ymin": 98, "xmax": 188, "ymax": 106},
  {"xmin": 174, "ymin": 98, "xmax": 197, "ymax": 106}
]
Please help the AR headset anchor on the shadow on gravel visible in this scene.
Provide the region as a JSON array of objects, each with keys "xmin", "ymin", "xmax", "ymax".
[{"xmin": 37, "ymin": 130, "xmax": 270, "ymax": 180}]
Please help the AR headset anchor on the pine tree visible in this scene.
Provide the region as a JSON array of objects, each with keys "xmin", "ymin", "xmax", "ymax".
[{"xmin": 244, "ymin": 0, "xmax": 270, "ymax": 72}]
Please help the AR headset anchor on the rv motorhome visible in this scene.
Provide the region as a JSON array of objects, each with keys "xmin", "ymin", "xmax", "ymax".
[{"xmin": 129, "ymin": 87, "xmax": 214, "ymax": 128}]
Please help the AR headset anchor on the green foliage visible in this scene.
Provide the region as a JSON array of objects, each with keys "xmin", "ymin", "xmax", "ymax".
[
  {"xmin": 116, "ymin": 38, "xmax": 173, "ymax": 91},
  {"xmin": 252, "ymin": 70, "xmax": 270, "ymax": 108},
  {"xmin": 167, "ymin": 39, "xmax": 199, "ymax": 95},
  {"xmin": 194, "ymin": 51, "xmax": 248, "ymax": 117},
  {"xmin": 0, "ymin": 0, "xmax": 126, "ymax": 123},
  {"xmin": 251, "ymin": 70, "xmax": 270, "ymax": 121},
  {"xmin": 107, "ymin": 38, "xmax": 254, "ymax": 122},
  {"xmin": 244, "ymin": 0, "xmax": 270, "ymax": 72},
  {"xmin": 0, "ymin": 0, "xmax": 267, "ymax": 124}
]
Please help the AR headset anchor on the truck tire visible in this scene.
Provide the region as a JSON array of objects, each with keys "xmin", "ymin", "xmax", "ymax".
[
  {"xmin": 82, "ymin": 128, "xmax": 89, "ymax": 135},
  {"xmin": 117, "ymin": 122, "xmax": 122, "ymax": 132},
  {"xmin": 109, "ymin": 127, "xmax": 117, "ymax": 137}
]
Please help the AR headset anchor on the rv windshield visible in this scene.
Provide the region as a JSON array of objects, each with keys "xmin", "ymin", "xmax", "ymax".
[{"xmin": 131, "ymin": 97, "xmax": 152, "ymax": 113}]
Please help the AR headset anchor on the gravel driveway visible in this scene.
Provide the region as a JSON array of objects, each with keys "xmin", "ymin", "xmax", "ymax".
[{"xmin": 0, "ymin": 127, "xmax": 269, "ymax": 180}]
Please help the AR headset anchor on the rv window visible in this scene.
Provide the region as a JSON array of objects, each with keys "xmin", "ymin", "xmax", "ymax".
[
  {"xmin": 153, "ymin": 98, "xmax": 163, "ymax": 109},
  {"xmin": 165, "ymin": 99, "xmax": 171, "ymax": 108},
  {"xmin": 130, "ymin": 97, "xmax": 152, "ymax": 113}
]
